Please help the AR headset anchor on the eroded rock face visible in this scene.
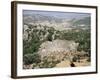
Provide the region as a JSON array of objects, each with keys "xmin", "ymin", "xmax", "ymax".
[{"xmin": 38, "ymin": 39, "xmax": 79, "ymax": 60}]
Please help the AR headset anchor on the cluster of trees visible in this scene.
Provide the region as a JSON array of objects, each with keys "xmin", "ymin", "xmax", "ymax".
[
  {"xmin": 32, "ymin": 56, "xmax": 60, "ymax": 68},
  {"xmin": 61, "ymin": 29, "xmax": 90, "ymax": 53},
  {"xmin": 23, "ymin": 53, "xmax": 41, "ymax": 65}
]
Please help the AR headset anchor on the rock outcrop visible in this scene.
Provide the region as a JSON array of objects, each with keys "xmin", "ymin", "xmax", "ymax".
[{"xmin": 38, "ymin": 39, "xmax": 79, "ymax": 60}]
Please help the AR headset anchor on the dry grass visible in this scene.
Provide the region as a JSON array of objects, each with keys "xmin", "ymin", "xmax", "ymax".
[
  {"xmin": 55, "ymin": 59, "xmax": 90, "ymax": 68},
  {"xmin": 74, "ymin": 59, "xmax": 91, "ymax": 67},
  {"xmin": 55, "ymin": 60, "xmax": 70, "ymax": 67}
]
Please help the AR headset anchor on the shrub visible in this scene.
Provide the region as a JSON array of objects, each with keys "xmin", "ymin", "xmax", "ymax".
[
  {"xmin": 35, "ymin": 56, "xmax": 59, "ymax": 68},
  {"xmin": 23, "ymin": 53, "xmax": 41, "ymax": 65},
  {"xmin": 87, "ymin": 57, "xmax": 91, "ymax": 62},
  {"xmin": 72, "ymin": 56, "xmax": 78, "ymax": 62}
]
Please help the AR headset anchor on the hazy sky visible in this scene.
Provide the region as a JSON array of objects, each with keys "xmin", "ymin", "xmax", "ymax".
[{"xmin": 23, "ymin": 10, "xmax": 90, "ymax": 20}]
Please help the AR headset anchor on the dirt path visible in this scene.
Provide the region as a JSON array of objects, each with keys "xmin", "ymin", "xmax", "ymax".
[{"xmin": 56, "ymin": 60, "xmax": 71, "ymax": 67}]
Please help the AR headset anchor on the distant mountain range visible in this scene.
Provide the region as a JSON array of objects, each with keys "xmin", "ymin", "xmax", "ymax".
[
  {"xmin": 73, "ymin": 17, "xmax": 90, "ymax": 25},
  {"xmin": 23, "ymin": 13, "xmax": 64, "ymax": 24},
  {"xmin": 23, "ymin": 13, "xmax": 90, "ymax": 30}
]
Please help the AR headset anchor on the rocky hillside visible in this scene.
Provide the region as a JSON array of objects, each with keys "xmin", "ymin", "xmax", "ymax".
[
  {"xmin": 23, "ymin": 23, "xmax": 90, "ymax": 55},
  {"xmin": 23, "ymin": 12, "xmax": 91, "ymax": 69},
  {"xmin": 38, "ymin": 40, "xmax": 79, "ymax": 59}
]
